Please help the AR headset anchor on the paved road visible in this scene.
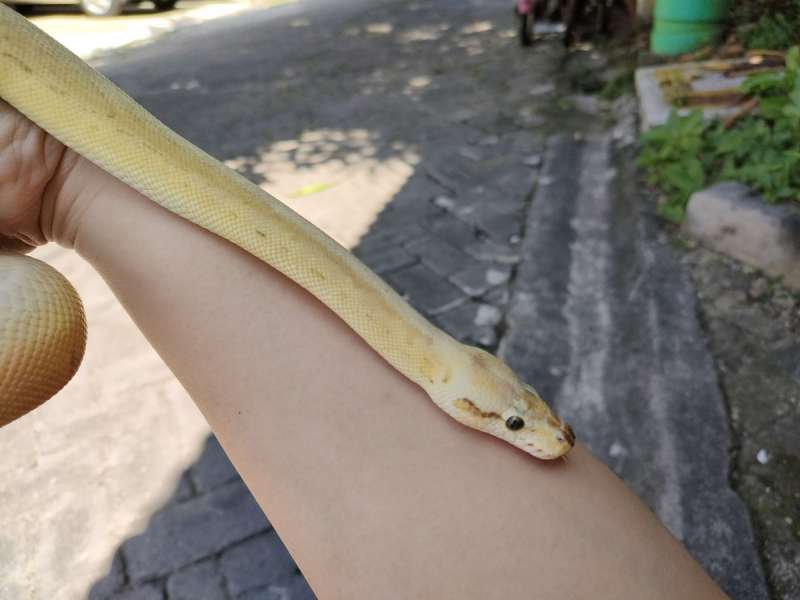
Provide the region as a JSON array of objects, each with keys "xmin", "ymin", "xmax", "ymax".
[{"xmin": 1, "ymin": 0, "xmax": 771, "ymax": 598}]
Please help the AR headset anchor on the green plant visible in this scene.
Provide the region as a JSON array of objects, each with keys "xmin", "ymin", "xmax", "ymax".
[
  {"xmin": 637, "ymin": 111, "xmax": 707, "ymax": 222},
  {"xmin": 597, "ymin": 69, "xmax": 635, "ymax": 100},
  {"xmin": 738, "ymin": 13, "xmax": 800, "ymax": 50},
  {"xmin": 733, "ymin": 1, "xmax": 800, "ymax": 50},
  {"xmin": 732, "ymin": 0, "xmax": 800, "ymax": 21},
  {"xmin": 637, "ymin": 47, "xmax": 800, "ymax": 222}
]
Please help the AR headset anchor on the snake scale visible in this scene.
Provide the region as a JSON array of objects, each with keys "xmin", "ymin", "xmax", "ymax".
[{"xmin": 0, "ymin": 5, "xmax": 574, "ymax": 459}]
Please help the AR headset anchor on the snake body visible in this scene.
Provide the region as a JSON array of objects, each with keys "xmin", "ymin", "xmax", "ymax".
[{"xmin": 0, "ymin": 6, "xmax": 574, "ymax": 459}]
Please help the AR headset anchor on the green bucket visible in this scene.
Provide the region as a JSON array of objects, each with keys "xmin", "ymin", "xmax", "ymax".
[
  {"xmin": 655, "ymin": 0, "xmax": 731, "ymax": 23},
  {"xmin": 651, "ymin": 0, "xmax": 731, "ymax": 55},
  {"xmin": 651, "ymin": 21, "xmax": 724, "ymax": 55}
]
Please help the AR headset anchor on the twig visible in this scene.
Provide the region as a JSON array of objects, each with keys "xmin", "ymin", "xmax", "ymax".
[
  {"xmin": 746, "ymin": 49, "xmax": 786, "ymax": 60},
  {"xmin": 683, "ymin": 88, "xmax": 745, "ymax": 107},
  {"xmin": 722, "ymin": 97, "xmax": 760, "ymax": 129}
]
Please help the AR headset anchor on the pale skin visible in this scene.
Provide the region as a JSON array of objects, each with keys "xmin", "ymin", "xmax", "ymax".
[{"xmin": 0, "ymin": 100, "xmax": 727, "ymax": 599}]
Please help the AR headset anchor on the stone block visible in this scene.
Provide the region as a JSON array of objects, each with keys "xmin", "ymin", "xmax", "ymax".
[
  {"xmin": 112, "ymin": 584, "xmax": 163, "ymax": 600},
  {"xmin": 88, "ymin": 553, "xmax": 126, "ymax": 599},
  {"xmin": 464, "ymin": 238, "xmax": 519, "ymax": 264},
  {"xmin": 166, "ymin": 559, "xmax": 226, "ymax": 600},
  {"xmin": 449, "ymin": 263, "xmax": 511, "ymax": 297},
  {"xmin": 384, "ymin": 264, "xmax": 466, "ymax": 315},
  {"xmin": 424, "ymin": 154, "xmax": 488, "ymax": 192},
  {"xmin": 451, "ymin": 186, "xmax": 526, "ymax": 243},
  {"xmin": 237, "ymin": 587, "xmax": 270, "ymax": 600},
  {"xmin": 522, "ymin": 154, "xmax": 542, "ymax": 168},
  {"xmin": 171, "ymin": 471, "xmax": 197, "ymax": 504},
  {"xmin": 360, "ymin": 245, "xmax": 416, "ymax": 275},
  {"xmin": 190, "ymin": 436, "xmax": 239, "ymax": 493},
  {"xmin": 684, "ymin": 183, "xmax": 800, "ymax": 290},
  {"xmin": 237, "ymin": 576, "xmax": 316, "ymax": 600},
  {"xmin": 122, "ymin": 480, "xmax": 269, "ymax": 583},
  {"xmin": 503, "ymin": 130, "xmax": 545, "ymax": 156},
  {"xmin": 220, "ymin": 531, "xmax": 298, "ymax": 597},
  {"xmin": 266, "ymin": 575, "xmax": 317, "ymax": 600},
  {"xmin": 404, "ymin": 237, "xmax": 468, "ymax": 277},
  {"xmin": 483, "ymin": 212, "xmax": 524, "ymax": 243},
  {"xmin": 470, "ymin": 208, "xmax": 524, "ymax": 243},
  {"xmin": 423, "ymin": 215, "xmax": 479, "ymax": 248},
  {"xmin": 485, "ymin": 164, "xmax": 537, "ymax": 201},
  {"xmin": 284, "ymin": 575, "xmax": 316, "ymax": 600},
  {"xmin": 483, "ymin": 286, "xmax": 510, "ymax": 307},
  {"xmin": 236, "ymin": 575, "xmax": 317, "ymax": 600},
  {"xmin": 353, "ymin": 223, "xmax": 427, "ymax": 257},
  {"xmin": 434, "ymin": 302, "xmax": 501, "ymax": 348},
  {"xmin": 458, "ymin": 184, "xmax": 521, "ymax": 209},
  {"xmin": 370, "ymin": 197, "xmax": 442, "ymax": 228}
]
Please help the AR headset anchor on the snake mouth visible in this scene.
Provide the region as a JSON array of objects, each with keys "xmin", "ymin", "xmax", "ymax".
[
  {"xmin": 523, "ymin": 421, "xmax": 575, "ymax": 459},
  {"xmin": 560, "ymin": 423, "xmax": 576, "ymax": 447}
]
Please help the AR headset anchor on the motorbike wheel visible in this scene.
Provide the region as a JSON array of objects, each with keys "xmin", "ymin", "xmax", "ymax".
[
  {"xmin": 561, "ymin": 0, "xmax": 579, "ymax": 47},
  {"xmin": 519, "ymin": 11, "xmax": 535, "ymax": 46}
]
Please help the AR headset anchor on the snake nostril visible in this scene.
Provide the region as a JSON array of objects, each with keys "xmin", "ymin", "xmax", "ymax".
[{"xmin": 562, "ymin": 423, "xmax": 576, "ymax": 446}]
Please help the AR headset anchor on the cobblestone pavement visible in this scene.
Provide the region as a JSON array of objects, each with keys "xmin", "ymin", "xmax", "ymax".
[{"xmin": 1, "ymin": 0, "xmax": 779, "ymax": 598}]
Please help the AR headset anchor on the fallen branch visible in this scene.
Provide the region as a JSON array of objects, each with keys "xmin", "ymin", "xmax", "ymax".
[
  {"xmin": 722, "ymin": 97, "xmax": 760, "ymax": 129},
  {"xmin": 745, "ymin": 49, "xmax": 787, "ymax": 60},
  {"xmin": 683, "ymin": 88, "xmax": 745, "ymax": 107}
]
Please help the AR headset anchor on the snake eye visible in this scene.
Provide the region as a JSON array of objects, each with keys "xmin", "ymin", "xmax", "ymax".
[{"xmin": 505, "ymin": 416, "xmax": 525, "ymax": 431}]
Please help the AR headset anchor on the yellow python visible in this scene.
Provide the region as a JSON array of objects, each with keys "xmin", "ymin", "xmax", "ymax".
[{"xmin": 0, "ymin": 5, "xmax": 574, "ymax": 459}]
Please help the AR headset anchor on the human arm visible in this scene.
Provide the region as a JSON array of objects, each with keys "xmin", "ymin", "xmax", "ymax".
[{"xmin": 0, "ymin": 102, "xmax": 727, "ymax": 599}]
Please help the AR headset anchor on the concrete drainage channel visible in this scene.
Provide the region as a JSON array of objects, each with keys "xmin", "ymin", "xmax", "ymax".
[{"xmin": 636, "ymin": 61, "xmax": 800, "ymax": 599}]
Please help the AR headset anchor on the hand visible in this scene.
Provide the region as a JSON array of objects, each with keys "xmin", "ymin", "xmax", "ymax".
[{"xmin": 0, "ymin": 98, "xmax": 73, "ymax": 251}]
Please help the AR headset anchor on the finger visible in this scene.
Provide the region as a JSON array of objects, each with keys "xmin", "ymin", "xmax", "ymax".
[
  {"xmin": 0, "ymin": 235, "xmax": 35, "ymax": 255},
  {"xmin": 0, "ymin": 97, "xmax": 18, "ymax": 118}
]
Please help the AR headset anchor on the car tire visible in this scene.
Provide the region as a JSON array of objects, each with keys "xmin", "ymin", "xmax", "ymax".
[
  {"xmin": 79, "ymin": 0, "xmax": 125, "ymax": 16},
  {"xmin": 12, "ymin": 3, "xmax": 35, "ymax": 14},
  {"xmin": 153, "ymin": 0, "xmax": 177, "ymax": 11}
]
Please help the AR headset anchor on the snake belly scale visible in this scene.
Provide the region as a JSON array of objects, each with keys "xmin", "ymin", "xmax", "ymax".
[{"xmin": 0, "ymin": 5, "xmax": 574, "ymax": 459}]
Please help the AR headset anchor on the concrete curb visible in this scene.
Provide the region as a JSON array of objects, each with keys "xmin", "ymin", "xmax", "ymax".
[
  {"xmin": 634, "ymin": 62, "xmax": 745, "ymax": 131},
  {"xmin": 684, "ymin": 182, "xmax": 800, "ymax": 290}
]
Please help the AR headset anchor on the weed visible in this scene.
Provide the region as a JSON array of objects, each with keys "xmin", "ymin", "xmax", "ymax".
[
  {"xmin": 738, "ymin": 13, "xmax": 800, "ymax": 50},
  {"xmin": 638, "ymin": 47, "xmax": 800, "ymax": 222},
  {"xmin": 598, "ymin": 68, "xmax": 635, "ymax": 100}
]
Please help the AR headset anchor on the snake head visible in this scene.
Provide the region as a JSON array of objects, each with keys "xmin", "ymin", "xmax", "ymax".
[
  {"xmin": 453, "ymin": 386, "xmax": 575, "ymax": 460},
  {"xmin": 449, "ymin": 347, "xmax": 575, "ymax": 460},
  {"xmin": 499, "ymin": 384, "xmax": 575, "ymax": 460}
]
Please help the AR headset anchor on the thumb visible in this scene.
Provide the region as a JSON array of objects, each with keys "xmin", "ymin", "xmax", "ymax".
[{"xmin": 0, "ymin": 235, "xmax": 36, "ymax": 254}]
